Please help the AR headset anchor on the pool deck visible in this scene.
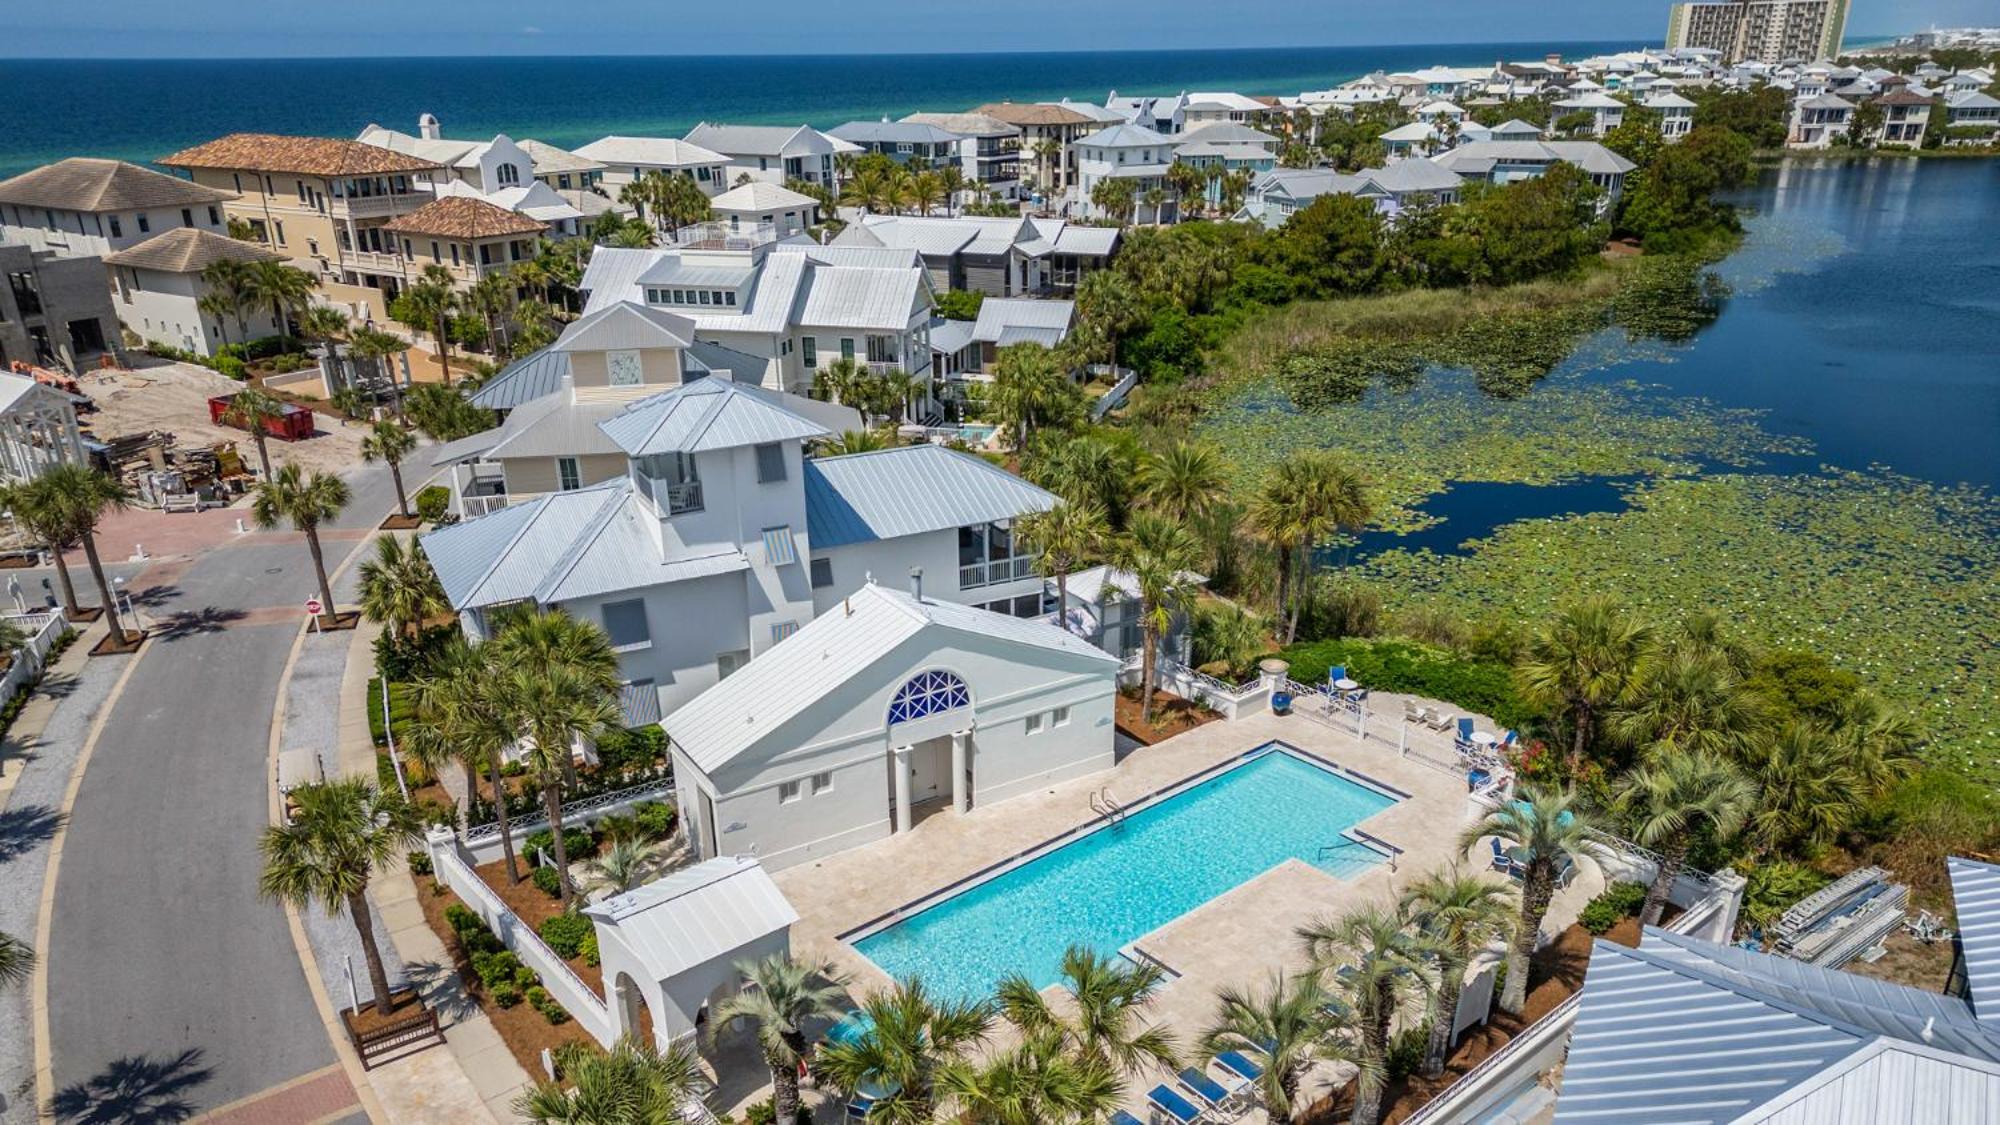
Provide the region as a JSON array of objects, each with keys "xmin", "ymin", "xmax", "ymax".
[{"xmin": 772, "ymin": 704, "xmax": 1611, "ymax": 1120}]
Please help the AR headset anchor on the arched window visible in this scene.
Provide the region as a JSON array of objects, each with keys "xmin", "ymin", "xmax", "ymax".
[
  {"xmin": 496, "ymin": 162, "xmax": 520, "ymax": 186},
  {"xmin": 888, "ymin": 670, "xmax": 969, "ymax": 725}
]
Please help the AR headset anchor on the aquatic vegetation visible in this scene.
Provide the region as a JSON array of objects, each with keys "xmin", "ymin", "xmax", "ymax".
[{"xmin": 1357, "ymin": 471, "xmax": 2000, "ymax": 779}]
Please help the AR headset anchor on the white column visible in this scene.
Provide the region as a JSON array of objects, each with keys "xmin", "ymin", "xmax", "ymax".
[
  {"xmin": 950, "ymin": 730, "xmax": 970, "ymax": 814},
  {"xmin": 892, "ymin": 745, "xmax": 913, "ymax": 833}
]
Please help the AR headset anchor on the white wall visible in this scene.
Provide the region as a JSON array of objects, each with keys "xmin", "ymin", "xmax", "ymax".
[
  {"xmin": 2, "ymin": 204, "xmax": 226, "ymax": 260},
  {"xmin": 813, "ymin": 531, "xmax": 1045, "ymax": 618},
  {"xmin": 111, "ymin": 267, "xmax": 282, "ymax": 355}
]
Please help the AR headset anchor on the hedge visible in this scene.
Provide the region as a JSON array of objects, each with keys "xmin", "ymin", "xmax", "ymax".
[
  {"xmin": 1580, "ymin": 881, "xmax": 1649, "ymax": 934},
  {"xmin": 538, "ymin": 913, "xmax": 592, "ymax": 959},
  {"xmin": 1272, "ymin": 636, "xmax": 1541, "ymax": 731}
]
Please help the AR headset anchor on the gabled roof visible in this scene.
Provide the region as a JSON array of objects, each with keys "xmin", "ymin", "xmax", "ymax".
[
  {"xmin": 380, "ymin": 195, "xmax": 548, "ymax": 240},
  {"xmin": 553, "ymin": 301, "xmax": 697, "ymax": 353},
  {"xmin": 599, "ymin": 378, "xmax": 830, "ymax": 456},
  {"xmin": 1556, "ymin": 92, "xmax": 1626, "ymax": 109},
  {"xmin": 970, "ymin": 297, "xmax": 1073, "ymax": 345},
  {"xmin": 100, "ymin": 227, "xmax": 283, "ymax": 273},
  {"xmin": 572, "ymin": 136, "xmax": 727, "ymax": 167},
  {"xmin": 1798, "ymin": 92, "xmax": 1857, "ymax": 110},
  {"xmin": 517, "ymin": 139, "xmax": 605, "ymax": 174},
  {"xmin": 162, "ymin": 133, "xmax": 440, "ymax": 177},
  {"xmin": 1077, "ymin": 123, "xmax": 1174, "ymax": 148},
  {"xmin": 583, "ymin": 856, "xmax": 798, "ymax": 980},
  {"xmin": 802, "ymin": 443, "xmax": 1057, "ymax": 549},
  {"xmin": 1177, "ymin": 122, "xmax": 1281, "ymax": 146},
  {"xmin": 684, "ymin": 123, "xmax": 833, "ymax": 157},
  {"xmin": 795, "ymin": 265, "xmax": 924, "ymax": 330},
  {"xmin": 900, "ymin": 111, "xmax": 1019, "ymax": 138},
  {"xmin": 829, "ymin": 120, "xmax": 967, "ymax": 145},
  {"xmin": 1430, "ymin": 140, "xmax": 1636, "ymax": 176},
  {"xmin": 709, "ymin": 181, "xmax": 819, "ymax": 212},
  {"xmin": 469, "ymin": 346, "xmax": 571, "ymax": 410},
  {"xmin": 1952, "ymin": 857, "xmax": 2000, "ymax": 1023},
  {"xmin": 1644, "ymin": 92, "xmax": 1697, "ymax": 109},
  {"xmin": 1379, "ymin": 122, "xmax": 1439, "ymax": 142},
  {"xmin": 0, "ymin": 157, "xmax": 234, "ymax": 212},
  {"xmin": 976, "ymin": 101, "xmax": 1094, "ymax": 127},
  {"xmin": 1488, "ymin": 118, "xmax": 1548, "ymax": 136},
  {"xmin": 667, "ymin": 583, "xmax": 1116, "ymax": 775},
  {"xmin": 428, "ymin": 392, "xmax": 627, "ymax": 467}
]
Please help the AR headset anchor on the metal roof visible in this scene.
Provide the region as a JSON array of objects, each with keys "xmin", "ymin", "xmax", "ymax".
[
  {"xmin": 829, "ymin": 120, "xmax": 967, "ymax": 145},
  {"xmin": 599, "ymin": 378, "xmax": 830, "ymax": 456},
  {"xmin": 1177, "ymin": 122, "xmax": 1281, "ymax": 146},
  {"xmin": 1952, "ymin": 857, "xmax": 2000, "ymax": 1024},
  {"xmin": 585, "ymin": 247, "xmax": 921, "ymax": 339},
  {"xmin": 927, "ymin": 317, "xmax": 977, "ymax": 355},
  {"xmin": 1048, "ymin": 224, "xmax": 1121, "ymax": 258},
  {"xmin": 684, "ymin": 123, "xmax": 833, "ymax": 157},
  {"xmin": 802, "ymin": 443, "xmax": 1056, "ymax": 548},
  {"xmin": 900, "ymin": 111, "xmax": 1018, "ymax": 138},
  {"xmin": 469, "ymin": 347, "xmax": 571, "ymax": 410},
  {"xmin": 584, "ymin": 856, "xmax": 798, "ymax": 979},
  {"xmin": 666, "ymin": 583, "xmax": 1115, "ymax": 775},
  {"xmin": 634, "ymin": 258, "xmax": 759, "ymax": 288},
  {"xmin": 572, "ymin": 136, "xmax": 726, "ymax": 167},
  {"xmin": 710, "ymin": 180, "xmax": 820, "ymax": 212},
  {"xmin": 1430, "ymin": 140, "xmax": 1636, "ymax": 177},
  {"xmin": 971, "ymin": 297, "xmax": 1073, "ymax": 344},
  {"xmin": 1076, "ymin": 123, "xmax": 1174, "ymax": 148},
  {"xmin": 554, "ymin": 302, "xmax": 697, "ymax": 353},
  {"xmin": 795, "ymin": 266, "xmax": 923, "ymax": 330},
  {"xmin": 835, "ymin": 217, "xmax": 978, "ymax": 258},
  {"xmin": 1739, "ymin": 1038, "xmax": 2000, "ymax": 1124}
]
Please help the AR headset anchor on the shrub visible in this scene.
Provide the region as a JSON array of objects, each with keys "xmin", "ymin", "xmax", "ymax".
[
  {"xmin": 499, "ymin": 760, "xmax": 526, "ymax": 778},
  {"xmin": 212, "ymin": 354, "xmax": 247, "ymax": 380},
  {"xmin": 539, "ymin": 913, "xmax": 592, "ymax": 960},
  {"xmin": 741, "ymin": 1101, "xmax": 813, "ymax": 1125},
  {"xmin": 531, "ymin": 865, "xmax": 562, "ymax": 898},
  {"xmin": 1385, "ymin": 1024, "xmax": 1430, "ymax": 1082},
  {"xmin": 489, "ymin": 981, "xmax": 523, "ymax": 1009},
  {"xmin": 525, "ymin": 827, "xmax": 597, "ymax": 863},
  {"xmin": 594, "ymin": 724, "xmax": 668, "ymax": 773},
  {"xmin": 365, "ymin": 678, "xmax": 416, "ymax": 746},
  {"xmin": 1738, "ymin": 861, "xmax": 1833, "ymax": 932},
  {"xmin": 1275, "ymin": 636, "xmax": 1540, "ymax": 730},
  {"xmin": 580, "ymin": 931, "xmax": 600, "ymax": 968},
  {"xmin": 1580, "ymin": 881, "xmax": 1649, "ymax": 934},
  {"xmin": 406, "ymin": 850, "xmax": 433, "ymax": 876},
  {"xmin": 934, "ymin": 289, "xmax": 985, "ymax": 321},
  {"xmin": 528, "ymin": 985, "xmax": 571, "ymax": 1024},
  {"xmin": 634, "ymin": 801, "xmax": 679, "ymax": 841},
  {"xmin": 1297, "ymin": 579, "xmax": 1383, "ymax": 640},
  {"xmin": 414, "ymin": 485, "xmax": 451, "ymax": 524}
]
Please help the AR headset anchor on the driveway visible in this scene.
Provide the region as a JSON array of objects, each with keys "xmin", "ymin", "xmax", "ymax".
[{"xmin": 42, "ymin": 462, "xmax": 405, "ymax": 1122}]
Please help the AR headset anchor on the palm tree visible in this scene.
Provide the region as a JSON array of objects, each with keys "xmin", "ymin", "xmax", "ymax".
[
  {"xmin": 0, "ymin": 932, "xmax": 34, "ymax": 987},
  {"xmin": 820, "ymin": 428, "xmax": 891, "ymax": 455},
  {"xmin": 983, "ymin": 343, "xmax": 1075, "ymax": 451},
  {"xmin": 938, "ymin": 1029, "xmax": 1122, "ymax": 1125},
  {"xmin": 222, "ymin": 386, "xmax": 286, "ymax": 480},
  {"xmin": 251, "ymin": 464, "xmax": 351, "ymax": 623},
  {"xmin": 937, "ymin": 166, "xmax": 967, "ymax": 216},
  {"xmin": 198, "ymin": 258, "xmax": 256, "ymax": 342},
  {"xmin": 1032, "ymin": 436, "xmax": 1128, "ymax": 528},
  {"xmin": 246, "ymin": 260, "xmax": 318, "ymax": 337},
  {"xmin": 357, "ymin": 535, "xmax": 447, "ymax": 639},
  {"xmin": 580, "ymin": 837, "xmax": 667, "ymax": 898},
  {"xmin": 1400, "ymin": 867, "xmax": 1515, "ymax": 1077},
  {"xmin": 1199, "ymin": 970, "xmax": 1373, "ymax": 1122},
  {"xmin": 1031, "ymin": 138, "xmax": 1063, "ymax": 192},
  {"xmin": 1016, "ymin": 501, "xmax": 1108, "ymax": 634},
  {"xmin": 1135, "ymin": 440, "xmax": 1227, "ymax": 527},
  {"xmin": 299, "ymin": 304, "xmax": 351, "ymax": 350},
  {"xmin": 1119, "ymin": 513, "xmax": 1201, "ymax": 727},
  {"xmin": 997, "ymin": 945, "xmax": 1179, "ymax": 1084},
  {"xmin": 259, "ymin": 778, "xmax": 422, "ymax": 1016},
  {"xmin": 1459, "ymin": 785, "xmax": 1597, "ymax": 1014},
  {"xmin": 710, "ymin": 955, "xmax": 850, "ymax": 1123},
  {"xmin": 0, "ymin": 477, "xmax": 82, "ymax": 617},
  {"xmin": 1516, "ymin": 596, "xmax": 1652, "ymax": 761},
  {"xmin": 359, "ymin": 418, "xmax": 418, "ymax": 518},
  {"xmin": 1610, "ymin": 644, "xmax": 1767, "ymax": 760},
  {"xmin": 348, "ymin": 325, "xmax": 411, "ymax": 420},
  {"xmin": 1615, "ymin": 750, "xmax": 1758, "ymax": 926},
  {"xmin": 816, "ymin": 977, "xmax": 994, "ymax": 1123},
  {"xmin": 408, "ymin": 638, "xmax": 525, "ymax": 882},
  {"xmin": 1741, "ymin": 722, "xmax": 1872, "ymax": 855},
  {"xmin": 393, "ymin": 265, "xmax": 459, "ymax": 384},
  {"xmin": 507, "ymin": 663, "xmax": 618, "ymax": 905},
  {"xmin": 1299, "ymin": 904, "xmax": 1437, "ymax": 1125},
  {"xmin": 1250, "ymin": 450, "xmax": 1371, "ymax": 643},
  {"xmin": 513, "ymin": 1037, "xmax": 707, "ymax": 1124},
  {"xmin": 25, "ymin": 465, "xmax": 133, "ymax": 646},
  {"xmin": 492, "ymin": 606, "xmax": 621, "ymax": 699},
  {"xmin": 464, "ymin": 270, "xmax": 516, "ymax": 356}
]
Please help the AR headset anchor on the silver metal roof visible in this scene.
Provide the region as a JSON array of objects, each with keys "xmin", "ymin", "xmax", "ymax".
[
  {"xmin": 928, "ymin": 317, "xmax": 976, "ymax": 356},
  {"xmin": 583, "ymin": 856, "xmax": 798, "ymax": 980},
  {"xmin": 802, "ymin": 443, "xmax": 1056, "ymax": 549},
  {"xmin": 834, "ymin": 216, "xmax": 978, "ymax": 258},
  {"xmin": 634, "ymin": 258, "xmax": 759, "ymax": 288},
  {"xmin": 573, "ymin": 136, "xmax": 726, "ymax": 167},
  {"xmin": 971, "ymin": 297, "xmax": 1073, "ymax": 345},
  {"xmin": 1951, "ymin": 857, "xmax": 2000, "ymax": 1024},
  {"xmin": 554, "ymin": 302, "xmax": 697, "ymax": 353},
  {"xmin": 684, "ymin": 123, "xmax": 833, "ymax": 157},
  {"xmin": 1430, "ymin": 140, "xmax": 1636, "ymax": 177},
  {"xmin": 1048, "ymin": 224, "xmax": 1121, "ymax": 258},
  {"xmin": 829, "ymin": 120, "xmax": 966, "ymax": 145},
  {"xmin": 1740, "ymin": 1039, "xmax": 2000, "ymax": 1124},
  {"xmin": 795, "ymin": 266, "xmax": 923, "ymax": 331},
  {"xmin": 1076, "ymin": 123, "xmax": 1174, "ymax": 148},
  {"xmin": 599, "ymin": 378, "xmax": 830, "ymax": 456}
]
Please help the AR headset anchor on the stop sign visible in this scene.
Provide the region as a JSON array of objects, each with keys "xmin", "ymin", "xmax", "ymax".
[{"xmin": 305, "ymin": 597, "xmax": 323, "ymax": 616}]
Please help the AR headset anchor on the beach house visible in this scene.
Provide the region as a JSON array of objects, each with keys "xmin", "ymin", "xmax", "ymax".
[
  {"xmin": 833, "ymin": 213, "xmax": 1119, "ymax": 298},
  {"xmin": 1072, "ymin": 124, "xmax": 1177, "ymax": 223},
  {"xmin": 102, "ymin": 228, "xmax": 286, "ymax": 356},
  {"xmin": 899, "ymin": 112, "xmax": 1023, "ymax": 202},
  {"xmin": 827, "ymin": 120, "xmax": 968, "ymax": 175},
  {"xmin": 0, "ymin": 158, "xmax": 233, "ymax": 260},
  {"xmin": 682, "ymin": 124, "xmax": 848, "ymax": 190},
  {"xmin": 973, "ymin": 102, "xmax": 1096, "ymax": 194},
  {"xmin": 572, "ymin": 137, "xmax": 731, "ymax": 198}
]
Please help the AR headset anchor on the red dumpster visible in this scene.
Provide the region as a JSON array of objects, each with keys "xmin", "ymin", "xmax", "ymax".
[{"xmin": 208, "ymin": 394, "xmax": 315, "ymax": 442}]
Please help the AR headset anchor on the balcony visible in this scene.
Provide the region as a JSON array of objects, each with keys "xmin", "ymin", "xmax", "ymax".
[
  {"xmin": 669, "ymin": 221, "xmax": 776, "ymax": 252},
  {"xmin": 637, "ymin": 474, "xmax": 703, "ymax": 516},
  {"xmin": 333, "ymin": 192, "xmax": 426, "ymax": 219},
  {"xmin": 341, "ymin": 248, "xmax": 404, "ymax": 274}
]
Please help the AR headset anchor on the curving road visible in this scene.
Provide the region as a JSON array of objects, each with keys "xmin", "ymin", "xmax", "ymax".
[{"xmin": 42, "ymin": 462, "xmax": 400, "ymax": 1123}]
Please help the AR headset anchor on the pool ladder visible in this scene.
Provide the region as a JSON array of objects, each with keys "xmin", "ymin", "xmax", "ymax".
[{"xmin": 1090, "ymin": 787, "xmax": 1127, "ymax": 826}]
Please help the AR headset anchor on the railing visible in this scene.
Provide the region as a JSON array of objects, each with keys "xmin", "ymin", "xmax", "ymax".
[
  {"xmin": 958, "ymin": 555, "xmax": 1037, "ymax": 589},
  {"xmin": 334, "ymin": 193, "xmax": 423, "ymax": 218},
  {"xmin": 1402, "ymin": 993, "xmax": 1581, "ymax": 1125},
  {"xmin": 463, "ymin": 776, "xmax": 675, "ymax": 844},
  {"xmin": 0, "ymin": 610, "xmax": 67, "ymax": 708},
  {"xmin": 347, "ymin": 1002, "xmax": 444, "ymax": 1070},
  {"xmin": 669, "ymin": 220, "xmax": 776, "ymax": 251},
  {"xmin": 460, "ymin": 494, "xmax": 512, "ymax": 519},
  {"xmin": 341, "ymin": 248, "xmax": 404, "ymax": 273},
  {"xmin": 1090, "ymin": 367, "xmax": 1138, "ymax": 420},
  {"xmin": 638, "ymin": 474, "xmax": 703, "ymax": 516}
]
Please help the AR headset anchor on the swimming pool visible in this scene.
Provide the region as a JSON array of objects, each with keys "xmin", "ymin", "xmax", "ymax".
[{"xmin": 848, "ymin": 745, "xmax": 1401, "ymax": 1002}]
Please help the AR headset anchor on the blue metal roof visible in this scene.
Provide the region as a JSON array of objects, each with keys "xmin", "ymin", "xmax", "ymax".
[
  {"xmin": 803, "ymin": 444, "xmax": 1056, "ymax": 549},
  {"xmin": 1951, "ymin": 857, "xmax": 2000, "ymax": 1025}
]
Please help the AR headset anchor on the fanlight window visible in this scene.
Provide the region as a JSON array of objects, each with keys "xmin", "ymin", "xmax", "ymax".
[{"xmin": 888, "ymin": 670, "xmax": 969, "ymax": 725}]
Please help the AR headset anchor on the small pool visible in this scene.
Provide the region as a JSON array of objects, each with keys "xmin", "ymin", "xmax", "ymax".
[
  {"xmin": 952, "ymin": 424, "xmax": 998, "ymax": 444},
  {"xmin": 848, "ymin": 745, "xmax": 1401, "ymax": 1002}
]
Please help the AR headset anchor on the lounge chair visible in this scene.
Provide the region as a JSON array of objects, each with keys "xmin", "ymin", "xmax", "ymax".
[
  {"xmin": 1112, "ymin": 1113, "xmax": 1147, "ymax": 1125},
  {"xmin": 1215, "ymin": 1050, "xmax": 1264, "ymax": 1083},
  {"xmin": 845, "ymin": 1095, "xmax": 874, "ymax": 1119},
  {"xmin": 1404, "ymin": 699, "xmax": 1423, "ymax": 722},
  {"xmin": 1179, "ymin": 1068, "xmax": 1248, "ymax": 1114},
  {"xmin": 1426, "ymin": 710, "xmax": 1455, "ymax": 732},
  {"xmin": 1147, "ymin": 1084, "xmax": 1205, "ymax": 1124}
]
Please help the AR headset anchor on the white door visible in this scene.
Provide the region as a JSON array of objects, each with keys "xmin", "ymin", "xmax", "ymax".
[{"xmin": 908, "ymin": 740, "xmax": 950, "ymax": 802}]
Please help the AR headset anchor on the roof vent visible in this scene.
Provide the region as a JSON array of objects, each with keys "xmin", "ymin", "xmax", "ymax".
[
  {"xmin": 1921, "ymin": 1016, "xmax": 1935, "ymax": 1043},
  {"xmin": 909, "ymin": 567, "xmax": 923, "ymax": 602}
]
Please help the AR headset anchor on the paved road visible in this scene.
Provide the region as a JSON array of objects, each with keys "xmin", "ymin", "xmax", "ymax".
[{"xmin": 44, "ymin": 463, "xmax": 405, "ymax": 1121}]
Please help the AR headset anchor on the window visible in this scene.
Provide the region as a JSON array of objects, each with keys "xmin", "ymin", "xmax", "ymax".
[
  {"xmin": 1026, "ymin": 712, "xmax": 1044, "ymax": 735},
  {"xmin": 801, "ymin": 337, "xmax": 817, "ymax": 369},
  {"xmin": 810, "ymin": 771, "xmax": 833, "ymax": 794},
  {"xmin": 274, "ymin": 221, "xmax": 285, "ymax": 246},
  {"xmin": 771, "ymin": 620, "xmax": 798, "ymax": 645},
  {"xmin": 778, "ymin": 779, "xmax": 802, "ymax": 804},
  {"xmin": 888, "ymin": 671, "xmax": 970, "ymax": 725},
  {"xmin": 810, "ymin": 557, "xmax": 834, "ymax": 589},
  {"xmin": 723, "ymin": 290, "xmax": 736, "ymax": 307},
  {"xmin": 600, "ymin": 599, "xmax": 651, "ymax": 649},
  {"xmin": 840, "ymin": 338, "xmax": 855, "ymax": 361},
  {"xmin": 232, "ymin": 173, "xmax": 242, "ymax": 193},
  {"xmin": 866, "ymin": 335, "xmax": 896, "ymax": 364},
  {"xmin": 755, "ymin": 442, "xmax": 786, "ymax": 483},
  {"xmin": 8, "ymin": 272, "xmax": 42, "ymax": 316},
  {"xmin": 958, "ymin": 520, "xmax": 1036, "ymax": 589},
  {"xmin": 181, "ymin": 208, "xmax": 194, "ymax": 227},
  {"xmin": 449, "ymin": 243, "xmax": 459, "ymax": 266},
  {"xmin": 430, "ymin": 241, "xmax": 441, "ymax": 263},
  {"xmin": 108, "ymin": 216, "xmax": 122, "ymax": 238},
  {"xmin": 136, "ymin": 213, "xmax": 150, "ymax": 234},
  {"xmin": 1052, "ymin": 706, "xmax": 1070, "ymax": 727},
  {"xmin": 556, "ymin": 456, "xmax": 581, "ymax": 491},
  {"xmin": 496, "ymin": 162, "xmax": 520, "ymax": 186},
  {"xmin": 607, "ymin": 349, "xmax": 643, "ymax": 386},
  {"xmin": 761, "ymin": 527, "xmax": 798, "ymax": 568},
  {"xmin": 717, "ymin": 649, "xmax": 749, "ymax": 679},
  {"xmin": 698, "ymin": 290, "xmax": 711, "ymax": 305},
  {"xmin": 208, "ymin": 206, "xmax": 220, "ymax": 225}
]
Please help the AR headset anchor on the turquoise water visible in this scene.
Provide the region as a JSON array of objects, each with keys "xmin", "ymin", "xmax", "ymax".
[{"xmin": 853, "ymin": 747, "xmax": 1396, "ymax": 1002}]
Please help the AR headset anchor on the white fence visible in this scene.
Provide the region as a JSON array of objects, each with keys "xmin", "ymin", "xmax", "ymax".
[
  {"xmin": 1090, "ymin": 367, "xmax": 1138, "ymax": 420},
  {"xmin": 425, "ymin": 829, "xmax": 616, "ymax": 1046},
  {"xmin": 460, "ymin": 776, "xmax": 674, "ymax": 865},
  {"xmin": 0, "ymin": 610, "xmax": 67, "ymax": 707}
]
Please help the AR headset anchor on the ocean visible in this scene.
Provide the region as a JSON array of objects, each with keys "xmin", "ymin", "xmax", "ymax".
[{"xmin": 0, "ymin": 42, "xmax": 1640, "ymax": 178}]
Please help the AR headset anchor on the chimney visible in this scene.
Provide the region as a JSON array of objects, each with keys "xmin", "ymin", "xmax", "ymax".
[
  {"xmin": 909, "ymin": 567, "xmax": 924, "ymax": 602},
  {"xmin": 419, "ymin": 112, "xmax": 441, "ymax": 140}
]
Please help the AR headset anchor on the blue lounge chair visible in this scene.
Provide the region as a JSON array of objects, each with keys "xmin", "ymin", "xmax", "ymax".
[
  {"xmin": 1488, "ymin": 837, "xmax": 1511, "ymax": 872},
  {"xmin": 845, "ymin": 1095, "xmax": 874, "ymax": 1119},
  {"xmin": 1179, "ymin": 1068, "xmax": 1238, "ymax": 1110},
  {"xmin": 1216, "ymin": 1050, "xmax": 1264, "ymax": 1082},
  {"xmin": 1147, "ymin": 1084, "xmax": 1205, "ymax": 1124},
  {"xmin": 1112, "ymin": 1113, "xmax": 1146, "ymax": 1125},
  {"xmin": 1500, "ymin": 729, "xmax": 1518, "ymax": 750}
]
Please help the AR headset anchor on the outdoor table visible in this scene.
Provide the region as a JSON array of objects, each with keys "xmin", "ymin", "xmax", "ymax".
[
  {"xmin": 1333, "ymin": 678, "xmax": 1359, "ymax": 692},
  {"xmin": 1470, "ymin": 731, "xmax": 1498, "ymax": 749}
]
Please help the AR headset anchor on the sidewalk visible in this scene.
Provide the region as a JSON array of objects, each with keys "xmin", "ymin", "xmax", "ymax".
[{"xmin": 332, "ymin": 617, "xmax": 533, "ymax": 1123}]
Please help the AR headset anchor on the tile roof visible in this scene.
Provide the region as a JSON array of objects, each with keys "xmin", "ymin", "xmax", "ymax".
[
  {"xmin": 976, "ymin": 101, "xmax": 1095, "ymax": 127},
  {"xmin": 802, "ymin": 443, "xmax": 1056, "ymax": 548},
  {"xmin": 667, "ymin": 583, "xmax": 1114, "ymax": 775},
  {"xmin": 572, "ymin": 136, "xmax": 727, "ymax": 168},
  {"xmin": 380, "ymin": 195, "xmax": 548, "ymax": 240},
  {"xmin": 99, "ymin": 227, "xmax": 285, "ymax": 273},
  {"xmin": 599, "ymin": 377, "xmax": 831, "ymax": 456},
  {"xmin": 0, "ymin": 157, "xmax": 233, "ymax": 211},
  {"xmin": 162, "ymin": 133, "xmax": 441, "ymax": 177}
]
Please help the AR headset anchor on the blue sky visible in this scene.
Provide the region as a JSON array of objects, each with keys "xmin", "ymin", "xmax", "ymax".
[{"xmin": 0, "ymin": 0, "xmax": 1975, "ymax": 57}]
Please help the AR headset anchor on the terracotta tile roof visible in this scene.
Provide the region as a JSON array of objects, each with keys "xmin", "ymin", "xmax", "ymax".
[
  {"xmin": 0, "ymin": 158, "xmax": 235, "ymax": 211},
  {"xmin": 380, "ymin": 196, "xmax": 548, "ymax": 240},
  {"xmin": 161, "ymin": 133, "xmax": 441, "ymax": 177},
  {"xmin": 100, "ymin": 227, "xmax": 284, "ymax": 273},
  {"xmin": 975, "ymin": 102, "xmax": 1094, "ymax": 127},
  {"xmin": 1874, "ymin": 90, "xmax": 1935, "ymax": 106}
]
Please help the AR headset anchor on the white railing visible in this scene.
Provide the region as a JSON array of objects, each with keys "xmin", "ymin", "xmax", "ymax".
[
  {"xmin": 460, "ymin": 494, "xmax": 512, "ymax": 519},
  {"xmin": 0, "ymin": 610, "xmax": 67, "ymax": 707},
  {"xmin": 1090, "ymin": 367, "xmax": 1138, "ymax": 420},
  {"xmin": 461, "ymin": 776, "xmax": 674, "ymax": 862},
  {"xmin": 428, "ymin": 833, "xmax": 615, "ymax": 1046},
  {"xmin": 669, "ymin": 220, "xmax": 776, "ymax": 250}
]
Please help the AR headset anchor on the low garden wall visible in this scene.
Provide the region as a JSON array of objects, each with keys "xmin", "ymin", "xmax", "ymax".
[{"xmin": 459, "ymin": 776, "xmax": 675, "ymax": 866}]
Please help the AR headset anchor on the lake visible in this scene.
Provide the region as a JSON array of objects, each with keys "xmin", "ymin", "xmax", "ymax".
[{"xmin": 1355, "ymin": 158, "xmax": 2000, "ymax": 558}]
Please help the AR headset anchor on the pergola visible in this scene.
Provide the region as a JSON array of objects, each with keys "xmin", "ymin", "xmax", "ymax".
[{"xmin": 0, "ymin": 373, "xmax": 84, "ymax": 483}]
